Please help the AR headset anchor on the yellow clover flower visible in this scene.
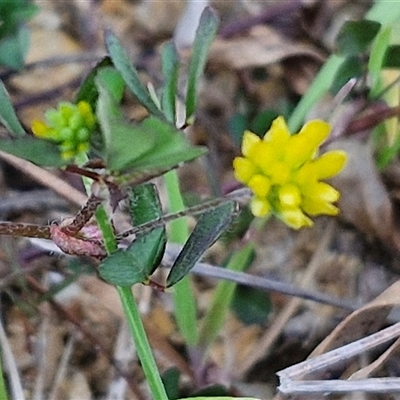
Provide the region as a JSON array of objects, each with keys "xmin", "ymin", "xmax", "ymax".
[
  {"xmin": 233, "ymin": 116, "xmax": 347, "ymax": 229},
  {"xmin": 31, "ymin": 101, "xmax": 96, "ymax": 160}
]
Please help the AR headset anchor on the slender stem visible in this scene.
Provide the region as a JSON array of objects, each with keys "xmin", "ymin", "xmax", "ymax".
[
  {"xmin": 95, "ymin": 205, "xmax": 117, "ymax": 253},
  {"xmin": 117, "ymin": 188, "xmax": 251, "ymax": 239},
  {"xmin": 116, "ymin": 286, "xmax": 168, "ymax": 400},
  {"xmin": 95, "ymin": 204, "xmax": 168, "ymax": 399},
  {"xmin": 198, "ymin": 242, "xmax": 255, "ymax": 351},
  {"xmin": 164, "ymin": 170, "xmax": 199, "ymax": 346},
  {"xmin": 0, "ymin": 353, "xmax": 9, "ymax": 400},
  {"xmin": 0, "ymin": 222, "xmax": 50, "ymax": 239}
]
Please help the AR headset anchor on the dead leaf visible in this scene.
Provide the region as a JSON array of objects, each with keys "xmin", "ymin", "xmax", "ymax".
[
  {"xmin": 276, "ymin": 281, "xmax": 400, "ymax": 396},
  {"xmin": 209, "ymin": 26, "xmax": 324, "ymax": 70},
  {"xmin": 328, "ymin": 139, "xmax": 395, "ymax": 248},
  {"xmin": 310, "ymin": 279, "xmax": 400, "ymax": 357}
]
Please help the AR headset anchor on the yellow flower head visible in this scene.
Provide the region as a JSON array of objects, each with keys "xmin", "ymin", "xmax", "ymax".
[
  {"xmin": 31, "ymin": 101, "xmax": 96, "ymax": 160},
  {"xmin": 233, "ymin": 116, "xmax": 347, "ymax": 229}
]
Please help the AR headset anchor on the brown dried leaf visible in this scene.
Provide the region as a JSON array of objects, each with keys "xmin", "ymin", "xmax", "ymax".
[
  {"xmin": 310, "ymin": 279, "xmax": 400, "ymax": 357},
  {"xmin": 329, "ymin": 140, "xmax": 394, "ymax": 247},
  {"xmin": 209, "ymin": 26, "xmax": 324, "ymax": 70}
]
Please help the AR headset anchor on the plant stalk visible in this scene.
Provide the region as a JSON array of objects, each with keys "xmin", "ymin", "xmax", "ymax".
[
  {"xmin": 95, "ymin": 204, "xmax": 168, "ymax": 399},
  {"xmin": 164, "ymin": 170, "xmax": 199, "ymax": 346}
]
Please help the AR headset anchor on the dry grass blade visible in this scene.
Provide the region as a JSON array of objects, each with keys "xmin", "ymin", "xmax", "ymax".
[
  {"xmin": 275, "ymin": 279, "xmax": 400, "ymax": 396},
  {"xmin": 277, "ymin": 321, "xmax": 400, "ymax": 394},
  {"xmin": 48, "ymin": 333, "xmax": 76, "ymax": 400},
  {"xmin": 0, "ymin": 318, "xmax": 25, "ymax": 400}
]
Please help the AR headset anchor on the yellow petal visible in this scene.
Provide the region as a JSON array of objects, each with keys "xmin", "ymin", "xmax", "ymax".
[
  {"xmin": 264, "ymin": 116, "xmax": 291, "ymax": 147},
  {"xmin": 284, "ymin": 120, "xmax": 331, "ymax": 167},
  {"xmin": 278, "ymin": 183, "xmax": 302, "ymax": 207},
  {"xmin": 298, "ymin": 119, "xmax": 331, "ymax": 147},
  {"xmin": 242, "ymin": 130, "xmax": 260, "ymax": 157},
  {"xmin": 248, "ymin": 141, "xmax": 277, "ymax": 174},
  {"xmin": 301, "ymin": 197, "xmax": 339, "ymax": 216},
  {"xmin": 78, "ymin": 101, "xmax": 96, "ymax": 127},
  {"xmin": 269, "ymin": 161, "xmax": 290, "ymax": 185},
  {"xmin": 277, "ymin": 206, "xmax": 313, "ymax": 229},
  {"xmin": 310, "ymin": 150, "xmax": 347, "ymax": 179},
  {"xmin": 248, "ymin": 174, "xmax": 271, "ymax": 198},
  {"xmin": 31, "ymin": 120, "xmax": 49, "ymax": 137},
  {"xmin": 233, "ymin": 157, "xmax": 257, "ymax": 184},
  {"xmin": 250, "ymin": 197, "xmax": 271, "ymax": 217},
  {"xmin": 293, "ymin": 162, "xmax": 318, "ymax": 186},
  {"xmin": 302, "ymin": 181, "xmax": 339, "ymax": 203}
]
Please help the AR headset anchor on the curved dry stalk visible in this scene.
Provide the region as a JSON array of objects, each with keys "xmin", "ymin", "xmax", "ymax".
[
  {"xmin": 0, "ymin": 151, "xmax": 87, "ymax": 206},
  {"xmin": 0, "ymin": 318, "xmax": 25, "ymax": 400}
]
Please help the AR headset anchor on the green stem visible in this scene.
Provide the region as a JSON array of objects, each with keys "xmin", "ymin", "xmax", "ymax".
[
  {"xmin": 95, "ymin": 205, "xmax": 168, "ymax": 400},
  {"xmin": 287, "ymin": 54, "xmax": 345, "ymax": 132},
  {"xmin": 164, "ymin": 170, "xmax": 199, "ymax": 346},
  {"xmin": 198, "ymin": 242, "xmax": 255, "ymax": 351},
  {"xmin": 0, "ymin": 354, "xmax": 8, "ymax": 400},
  {"xmin": 117, "ymin": 286, "xmax": 168, "ymax": 400}
]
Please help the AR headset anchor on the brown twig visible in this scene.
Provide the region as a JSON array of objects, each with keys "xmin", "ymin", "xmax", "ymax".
[
  {"xmin": 0, "ymin": 152, "xmax": 87, "ymax": 206},
  {"xmin": 0, "ymin": 222, "xmax": 50, "ymax": 239}
]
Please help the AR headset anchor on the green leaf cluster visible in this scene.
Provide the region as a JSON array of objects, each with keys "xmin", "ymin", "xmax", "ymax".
[
  {"xmin": 0, "ymin": 7, "xmax": 219, "ymax": 176},
  {"xmin": 331, "ymin": 19, "xmax": 400, "ymax": 95},
  {"xmin": 99, "ymin": 183, "xmax": 237, "ymax": 288}
]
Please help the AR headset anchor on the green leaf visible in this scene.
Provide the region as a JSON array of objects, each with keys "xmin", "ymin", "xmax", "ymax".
[
  {"xmin": 185, "ymin": 7, "xmax": 219, "ymax": 122},
  {"xmin": 0, "ymin": 1, "xmax": 38, "ymax": 37},
  {"xmin": 231, "ymin": 285, "xmax": 272, "ymax": 325},
  {"xmin": 161, "ymin": 41, "xmax": 180, "ymax": 124},
  {"xmin": 0, "ymin": 79, "xmax": 26, "ymax": 137},
  {"xmin": 0, "ymin": 137, "xmax": 64, "ymax": 166},
  {"xmin": 128, "ymin": 183, "xmax": 166, "ymax": 276},
  {"xmin": 75, "ymin": 57, "xmax": 114, "ymax": 107},
  {"xmin": 336, "ymin": 20, "xmax": 381, "ymax": 56},
  {"xmin": 0, "ymin": 25, "xmax": 30, "ymax": 70},
  {"xmin": 228, "ymin": 113, "xmax": 248, "ymax": 147},
  {"xmin": 330, "ymin": 55, "xmax": 363, "ymax": 94},
  {"xmin": 161, "ymin": 368, "xmax": 180, "ymax": 400},
  {"xmin": 99, "ymin": 183, "xmax": 167, "ymax": 286},
  {"xmin": 128, "ymin": 183, "xmax": 162, "ymax": 225},
  {"xmin": 95, "ymin": 66, "xmax": 125, "ymax": 102},
  {"xmin": 98, "ymin": 246, "xmax": 147, "ymax": 286},
  {"xmin": 95, "ymin": 71, "xmax": 156, "ymax": 171},
  {"xmin": 167, "ymin": 201, "xmax": 237, "ymax": 287},
  {"xmin": 125, "ymin": 117, "xmax": 207, "ymax": 171},
  {"xmin": 98, "ymin": 227, "xmax": 165, "ymax": 286},
  {"xmin": 369, "ymin": 26, "xmax": 392, "ymax": 97},
  {"xmin": 105, "ymin": 30, "xmax": 165, "ymax": 119},
  {"xmin": 250, "ymin": 109, "xmax": 280, "ymax": 136},
  {"xmin": 383, "ymin": 45, "xmax": 400, "ymax": 69}
]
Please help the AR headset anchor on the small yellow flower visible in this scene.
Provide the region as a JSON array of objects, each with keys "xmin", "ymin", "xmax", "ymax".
[
  {"xmin": 31, "ymin": 101, "xmax": 96, "ymax": 160},
  {"xmin": 233, "ymin": 116, "xmax": 347, "ymax": 229}
]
